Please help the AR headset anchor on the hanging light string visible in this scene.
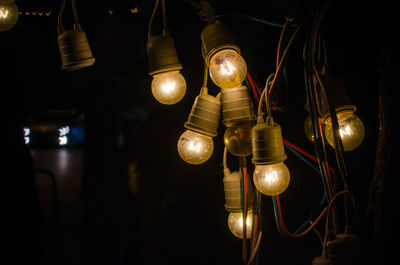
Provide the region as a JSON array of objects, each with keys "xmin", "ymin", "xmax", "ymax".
[{"xmin": 57, "ymin": 0, "xmax": 67, "ymax": 35}]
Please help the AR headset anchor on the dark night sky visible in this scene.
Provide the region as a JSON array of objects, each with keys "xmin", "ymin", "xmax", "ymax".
[{"xmin": 2, "ymin": 1, "xmax": 397, "ymax": 265}]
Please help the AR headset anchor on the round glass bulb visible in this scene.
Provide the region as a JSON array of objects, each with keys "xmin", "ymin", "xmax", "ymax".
[
  {"xmin": 304, "ymin": 115, "xmax": 315, "ymax": 142},
  {"xmin": 224, "ymin": 123, "xmax": 252, "ymax": 157},
  {"xmin": 151, "ymin": 71, "xmax": 186, "ymax": 105},
  {"xmin": 253, "ymin": 162, "xmax": 290, "ymax": 196},
  {"xmin": 177, "ymin": 130, "xmax": 214, "ymax": 165},
  {"xmin": 209, "ymin": 49, "xmax": 247, "ymax": 89},
  {"xmin": 228, "ymin": 210, "xmax": 253, "ymax": 239},
  {"xmin": 324, "ymin": 110, "xmax": 365, "ymax": 151},
  {"xmin": 0, "ymin": 0, "xmax": 18, "ymax": 31}
]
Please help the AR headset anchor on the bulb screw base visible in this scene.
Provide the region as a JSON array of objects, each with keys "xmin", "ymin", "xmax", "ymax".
[
  {"xmin": 221, "ymin": 86, "xmax": 255, "ymax": 126},
  {"xmin": 184, "ymin": 93, "xmax": 221, "ymax": 137},
  {"xmin": 252, "ymin": 117, "xmax": 287, "ymax": 165},
  {"xmin": 58, "ymin": 23, "xmax": 95, "ymax": 71},
  {"xmin": 223, "ymin": 168, "xmax": 253, "ymax": 212},
  {"xmin": 201, "ymin": 20, "xmax": 240, "ymax": 66},
  {"xmin": 147, "ymin": 34, "xmax": 182, "ymax": 76}
]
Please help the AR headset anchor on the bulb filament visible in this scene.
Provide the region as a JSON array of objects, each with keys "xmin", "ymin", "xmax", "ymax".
[
  {"xmin": 340, "ymin": 125, "xmax": 353, "ymax": 137},
  {"xmin": 188, "ymin": 140, "xmax": 202, "ymax": 153},
  {"xmin": 0, "ymin": 8, "xmax": 9, "ymax": 19},
  {"xmin": 161, "ymin": 81, "xmax": 176, "ymax": 94},
  {"xmin": 264, "ymin": 170, "xmax": 278, "ymax": 183},
  {"xmin": 220, "ymin": 61, "xmax": 235, "ymax": 76}
]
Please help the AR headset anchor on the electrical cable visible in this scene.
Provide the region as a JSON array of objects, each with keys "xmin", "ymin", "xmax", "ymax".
[
  {"xmin": 257, "ymin": 73, "xmax": 274, "ymax": 118},
  {"xmin": 247, "ymin": 231, "xmax": 262, "ymax": 265},
  {"xmin": 216, "ymin": 13, "xmax": 287, "ymax": 28},
  {"xmin": 273, "ymin": 195, "xmax": 328, "ymax": 238},
  {"xmin": 148, "ymin": 0, "xmax": 160, "ymax": 38},
  {"xmin": 246, "ymin": 74, "xmax": 259, "ymax": 104},
  {"xmin": 161, "ymin": 0, "xmax": 168, "ymax": 34},
  {"xmin": 276, "ymin": 17, "xmax": 295, "ymax": 69},
  {"xmin": 240, "ymin": 157, "xmax": 249, "ymax": 265}
]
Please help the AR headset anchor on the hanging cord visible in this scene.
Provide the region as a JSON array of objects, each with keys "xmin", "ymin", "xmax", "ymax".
[
  {"xmin": 161, "ymin": 0, "xmax": 168, "ymax": 35},
  {"xmin": 240, "ymin": 157, "xmax": 249, "ymax": 265},
  {"xmin": 57, "ymin": 0, "xmax": 80, "ymax": 35},
  {"xmin": 268, "ymin": 14, "xmax": 310, "ymax": 98},
  {"xmin": 257, "ymin": 73, "xmax": 275, "ymax": 118},
  {"xmin": 276, "ymin": 17, "xmax": 295, "ymax": 69},
  {"xmin": 199, "ymin": 0, "xmax": 216, "ymax": 24},
  {"xmin": 273, "ymin": 195, "xmax": 328, "ymax": 238},
  {"xmin": 247, "ymin": 231, "xmax": 262, "ymax": 265},
  {"xmin": 200, "ymin": 62, "xmax": 209, "ymax": 95},
  {"xmin": 321, "ymin": 191, "xmax": 350, "ymax": 256},
  {"xmin": 148, "ymin": 0, "xmax": 161, "ymax": 38}
]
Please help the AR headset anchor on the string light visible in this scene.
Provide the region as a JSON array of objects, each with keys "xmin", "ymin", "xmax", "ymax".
[{"xmin": 0, "ymin": 0, "xmax": 18, "ymax": 31}]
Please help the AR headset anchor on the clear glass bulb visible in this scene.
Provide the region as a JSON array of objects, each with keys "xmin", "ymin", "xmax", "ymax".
[
  {"xmin": 151, "ymin": 71, "xmax": 186, "ymax": 105},
  {"xmin": 0, "ymin": 0, "xmax": 18, "ymax": 31},
  {"xmin": 224, "ymin": 123, "xmax": 252, "ymax": 157},
  {"xmin": 177, "ymin": 130, "xmax": 214, "ymax": 165},
  {"xmin": 253, "ymin": 162, "xmax": 290, "ymax": 196},
  {"xmin": 324, "ymin": 110, "xmax": 365, "ymax": 151},
  {"xmin": 209, "ymin": 49, "xmax": 247, "ymax": 89},
  {"xmin": 228, "ymin": 210, "xmax": 253, "ymax": 239}
]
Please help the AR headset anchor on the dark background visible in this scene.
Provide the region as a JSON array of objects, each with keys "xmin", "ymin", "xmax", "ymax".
[{"xmin": 2, "ymin": 0, "xmax": 398, "ymax": 265}]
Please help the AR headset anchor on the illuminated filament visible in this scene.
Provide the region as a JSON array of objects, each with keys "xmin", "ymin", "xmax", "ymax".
[
  {"xmin": 264, "ymin": 170, "xmax": 278, "ymax": 183},
  {"xmin": 220, "ymin": 61, "xmax": 235, "ymax": 76},
  {"xmin": 340, "ymin": 125, "xmax": 353, "ymax": 137},
  {"xmin": 238, "ymin": 215, "xmax": 252, "ymax": 229},
  {"xmin": 161, "ymin": 81, "xmax": 176, "ymax": 94},
  {"xmin": 188, "ymin": 139, "xmax": 202, "ymax": 153},
  {"xmin": 0, "ymin": 7, "xmax": 8, "ymax": 19},
  {"xmin": 0, "ymin": 8, "xmax": 9, "ymax": 19}
]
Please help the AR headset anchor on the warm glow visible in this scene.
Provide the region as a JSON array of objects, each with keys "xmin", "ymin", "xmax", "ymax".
[
  {"xmin": 151, "ymin": 71, "xmax": 186, "ymax": 105},
  {"xmin": 228, "ymin": 210, "xmax": 253, "ymax": 239},
  {"xmin": 0, "ymin": 8, "xmax": 9, "ymax": 19},
  {"xmin": 209, "ymin": 49, "xmax": 247, "ymax": 89},
  {"xmin": 177, "ymin": 130, "xmax": 213, "ymax": 165},
  {"xmin": 324, "ymin": 110, "xmax": 365, "ymax": 151},
  {"xmin": 253, "ymin": 162, "xmax": 290, "ymax": 196}
]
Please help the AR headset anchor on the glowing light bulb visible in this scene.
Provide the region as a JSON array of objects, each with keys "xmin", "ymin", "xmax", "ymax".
[
  {"xmin": 253, "ymin": 162, "xmax": 290, "ymax": 196},
  {"xmin": 224, "ymin": 123, "xmax": 252, "ymax": 157},
  {"xmin": 177, "ymin": 130, "xmax": 214, "ymax": 165},
  {"xmin": 151, "ymin": 71, "xmax": 186, "ymax": 105},
  {"xmin": 228, "ymin": 210, "xmax": 253, "ymax": 239},
  {"xmin": 0, "ymin": 0, "xmax": 18, "ymax": 31},
  {"xmin": 209, "ymin": 49, "xmax": 247, "ymax": 89},
  {"xmin": 324, "ymin": 110, "xmax": 365, "ymax": 151}
]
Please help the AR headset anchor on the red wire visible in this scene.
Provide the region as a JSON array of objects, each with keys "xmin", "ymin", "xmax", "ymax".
[
  {"xmin": 247, "ymin": 72, "xmax": 260, "ymax": 104},
  {"xmin": 275, "ymin": 195, "xmax": 328, "ymax": 238},
  {"xmin": 317, "ymin": 117, "xmax": 340, "ymax": 234},
  {"xmin": 283, "ymin": 139, "xmax": 335, "ymax": 175}
]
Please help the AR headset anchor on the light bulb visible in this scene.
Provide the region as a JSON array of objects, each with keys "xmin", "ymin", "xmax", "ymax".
[
  {"xmin": 253, "ymin": 162, "xmax": 290, "ymax": 196},
  {"xmin": 0, "ymin": 0, "xmax": 18, "ymax": 31},
  {"xmin": 177, "ymin": 130, "xmax": 214, "ymax": 165},
  {"xmin": 151, "ymin": 71, "xmax": 186, "ymax": 105},
  {"xmin": 324, "ymin": 110, "xmax": 365, "ymax": 151},
  {"xmin": 209, "ymin": 49, "xmax": 247, "ymax": 89},
  {"xmin": 228, "ymin": 210, "xmax": 253, "ymax": 239},
  {"xmin": 224, "ymin": 123, "xmax": 252, "ymax": 157}
]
